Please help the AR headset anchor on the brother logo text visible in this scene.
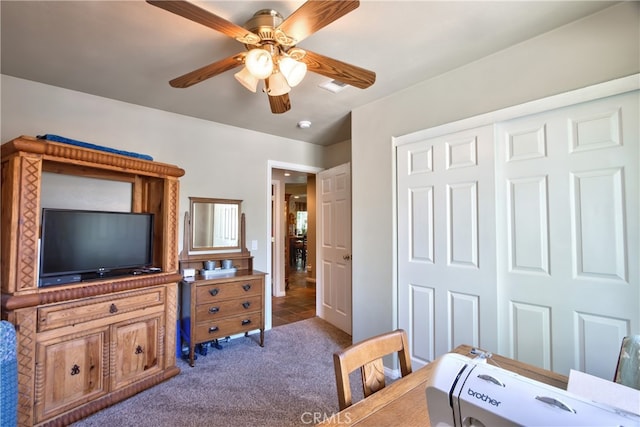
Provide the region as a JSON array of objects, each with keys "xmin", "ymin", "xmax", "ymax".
[{"xmin": 468, "ymin": 388, "xmax": 501, "ymax": 406}]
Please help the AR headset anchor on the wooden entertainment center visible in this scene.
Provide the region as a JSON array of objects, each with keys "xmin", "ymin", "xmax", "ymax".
[{"xmin": 0, "ymin": 135, "xmax": 185, "ymax": 426}]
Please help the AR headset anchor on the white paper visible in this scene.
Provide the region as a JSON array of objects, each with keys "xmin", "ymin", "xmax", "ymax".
[{"xmin": 567, "ymin": 369, "xmax": 640, "ymax": 415}]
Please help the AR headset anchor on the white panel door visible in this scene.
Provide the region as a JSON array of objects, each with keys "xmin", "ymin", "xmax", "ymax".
[
  {"xmin": 317, "ymin": 163, "xmax": 352, "ymax": 334},
  {"xmin": 495, "ymin": 91, "xmax": 639, "ymax": 377},
  {"xmin": 397, "ymin": 126, "xmax": 497, "ymax": 367}
]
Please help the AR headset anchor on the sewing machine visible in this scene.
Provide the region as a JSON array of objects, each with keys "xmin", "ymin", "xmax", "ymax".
[{"xmin": 426, "ymin": 351, "xmax": 640, "ymax": 427}]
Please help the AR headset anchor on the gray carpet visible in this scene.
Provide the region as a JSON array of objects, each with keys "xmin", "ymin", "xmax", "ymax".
[{"xmin": 72, "ymin": 317, "xmax": 358, "ymax": 427}]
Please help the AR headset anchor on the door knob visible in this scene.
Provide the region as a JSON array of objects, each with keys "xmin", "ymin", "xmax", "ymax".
[{"xmin": 343, "ymin": 254, "xmax": 352, "ymax": 261}]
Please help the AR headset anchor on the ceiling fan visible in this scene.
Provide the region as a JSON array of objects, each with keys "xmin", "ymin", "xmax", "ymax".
[{"xmin": 146, "ymin": 0, "xmax": 376, "ymax": 114}]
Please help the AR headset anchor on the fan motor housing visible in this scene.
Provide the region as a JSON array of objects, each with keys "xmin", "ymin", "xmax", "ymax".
[{"xmin": 244, "ymin": 9, "xmax": 283, "ymax": 43}]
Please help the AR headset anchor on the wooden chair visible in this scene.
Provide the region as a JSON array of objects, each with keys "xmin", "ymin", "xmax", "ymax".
[{"xmin": 333, "ymin": 329, "xmax": 412, "ymax": 410}]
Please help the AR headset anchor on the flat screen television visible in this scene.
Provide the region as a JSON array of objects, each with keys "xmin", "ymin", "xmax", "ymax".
[{"xmin": 39, "ymin": 208, "xmax": 154, "ymax": 286}]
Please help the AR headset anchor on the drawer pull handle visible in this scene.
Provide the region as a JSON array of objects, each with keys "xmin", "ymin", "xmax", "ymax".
[
  {"xmin": 242, "ymin": 284, "xmax": 251, "ymax": 292},
  {"xmin": 135, "ymin": 345, "xmax": 144, "ymax": 355},
  {"xmin": 110, "ymin": 303, "xmax": 118, "ymax": 313},
  {"xmin": 209, "ymin": 288, "xmax": 219, "ymax": 296},
  {"xmin": 209, "ymin": 326, "xmax": 219, "ymax": 333},
  {"xmin": 241, "ymin": 319, "xmax": 252, "ymax": 326},
  {"xmin": 242, "ymin": 302, "xmax": 251, "ymax": 309},
  {"xmin": 70, "ymin": 364, "xmax": 80, "ymax": 376},
  {"xmin": 209, "ymin": 306, "xmax": 220, "ymax": 314}
]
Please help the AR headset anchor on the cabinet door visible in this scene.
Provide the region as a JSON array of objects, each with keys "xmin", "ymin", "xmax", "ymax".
[
  {"xmin": 111, "ymin": 313, "xmax": 163, "ymax": 390},
  {"xmin": 35, "ymin": 327, "xmax": 109, "ymax": 423}
]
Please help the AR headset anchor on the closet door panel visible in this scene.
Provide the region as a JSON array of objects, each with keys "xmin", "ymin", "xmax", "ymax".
[
  {"xmin": 397, "ymin": 83, "xmax": 638, "ymax": 378},
  {"xmin": 398, "ymin": 125, "xmax": 497, "ymax": 367},
  {"xmin": 496, "ymin": 90, "xmax": 638, "ymax": 376}
]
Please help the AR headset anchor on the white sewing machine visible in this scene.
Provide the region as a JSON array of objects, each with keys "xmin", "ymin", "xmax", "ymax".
[{"xmin": 425, "ymin": 352, "xmax": 640, "ymax": 427}]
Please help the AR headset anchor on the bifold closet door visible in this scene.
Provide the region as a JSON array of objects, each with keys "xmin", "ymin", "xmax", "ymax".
[
  {"xmin": 397, "ymin": 125, "xmax": 497, "ymax": 367},
  {"xmin": 495, "ymin": 91, "xmax": 639, "ymax": 377}
]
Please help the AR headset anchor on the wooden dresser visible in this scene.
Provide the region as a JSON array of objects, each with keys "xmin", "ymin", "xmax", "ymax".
[
  {"xmin": 178, "ymin": 199, "xmax": 266, "ymax": 367},
  {"xmin": 0, "ymin": 135, "xmax": 185, "ymax": 426},
  {"xmin": 181, "ymin": 270, "xmax": 266, "ymax": 367}
]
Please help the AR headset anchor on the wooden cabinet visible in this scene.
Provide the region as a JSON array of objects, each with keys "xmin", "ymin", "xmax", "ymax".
[
  {"xmin": 35, "ymin": 325, "xmax": 109, "ymax": 423},
  {"xmin": 111, "ymin": 312, "xmax": 163, "ymax": 390},
  {"xmin": 181, "ymin": 272, "xmax": 266, "ymax": 366},
  {"xmin": 33, "ymin": 286, "xmax": 167, "ymax": 423},
  {"xmin": 0, "ymin": 135, "xmax": 185, "ymax": 426}
]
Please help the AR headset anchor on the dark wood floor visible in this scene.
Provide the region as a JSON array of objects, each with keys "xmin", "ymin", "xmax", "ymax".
[{"xmin": 272, "ymin": 265, "xmax": 316, "ymax": 327}]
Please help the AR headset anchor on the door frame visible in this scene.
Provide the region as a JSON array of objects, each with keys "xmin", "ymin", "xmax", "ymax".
[
  {"xmin": 266, "ymin": 161, "xmax": 323, "ymax": 321},
  {"xmin": 271, "ymin": 178, "xmax": 283, "ymax": 297}
]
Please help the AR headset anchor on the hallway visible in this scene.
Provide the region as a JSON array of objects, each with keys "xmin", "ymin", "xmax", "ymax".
[{"xmin": 272, "ymin": 266, "xmax": 316, "ymax": 327}]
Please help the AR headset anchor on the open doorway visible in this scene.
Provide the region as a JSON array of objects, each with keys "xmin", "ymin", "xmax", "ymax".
[{"xmin": 269, "ymin": 164, "xmax": 321, "ymax": 327}]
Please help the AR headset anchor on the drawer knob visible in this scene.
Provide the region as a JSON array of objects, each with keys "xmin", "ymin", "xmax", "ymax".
[
  {"xmin": 209, "ymin": 326, "xmax": 219, "ymax": 333},
  {"xmin": 242, "ymin": 301, "xmax": 251, "ymax": 309},
  {"xmin": 110, "ymin": 303, "xmax": 118, "ymax": 313},
  {"xmin": 241, "ymin": 319, "xmax": 252, "ymax": 326},
  {"xmin": 209, "ymin": 306, "xmax": 220, "ymax": 314},
  {"xmin": 242, "ymin": 284, "xmax": 251, "ymax": 292},
  {"xmin": 70, "ymin": 364, "xmax": 80, "ymax": 376},
  {"xmin": 135, "ymin": 345, "xmax": 144, "ymax": 355},
  {"xmin": 209, "ymin": 288, "xmax": 219, "ymax": 296}
]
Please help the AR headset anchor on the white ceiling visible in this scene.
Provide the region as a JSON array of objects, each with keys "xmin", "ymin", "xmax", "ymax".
[{"xmin": 1, "ymin": 1, "xmax": 616, "ymax": 146}]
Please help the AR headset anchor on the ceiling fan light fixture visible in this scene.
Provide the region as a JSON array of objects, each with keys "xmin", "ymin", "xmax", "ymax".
[
  {"xmin": 234, "ymin": 67, "xmax": 260, "ymax": 92},
  {"xmin": 265, "ymin": 71, "xmax": 291, "ymax": 96},
  {"xmin": 148, "ymin": 0, "xmax": 375, "ymax": 114},
  {"xmin": 245, "ymin": 48, "xmax": 273, "ymax": 79},
  {"xmin": 279, "ymin": 56, "xmax": 307, "ymax": 87}
]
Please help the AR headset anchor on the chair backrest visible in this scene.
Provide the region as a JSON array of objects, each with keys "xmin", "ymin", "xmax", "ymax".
[
  {"xmin": 614, "ymin": 335, "xmax": 640, "ymax": 390},
  {"xmin": 333, "ymin": 329, "xmax": 412, "ymax": 410}
]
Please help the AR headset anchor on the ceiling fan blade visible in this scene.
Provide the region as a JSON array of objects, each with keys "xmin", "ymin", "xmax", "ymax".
[
  {"xmin": 146, "ymin": 1, "xmax": 260, "ymax": 44},
  {"xmin": 267, "ymin": 94, "xmax": 291, "ymax": 114},
  {"xmin": 301, "ymin": 50, "xmax": 375, "ymax": 89},
  {"xmin": 277, "ymin": 1, "xmax": 359, "ymax": 45},
  {"xmin": 169, "ymin": 54, "xmax": 244, "ymax": 88}
]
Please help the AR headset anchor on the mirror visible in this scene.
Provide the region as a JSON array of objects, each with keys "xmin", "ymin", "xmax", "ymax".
[{"xmin": 189, "ymin": 197, "xmax": 242, "ymax": 253}]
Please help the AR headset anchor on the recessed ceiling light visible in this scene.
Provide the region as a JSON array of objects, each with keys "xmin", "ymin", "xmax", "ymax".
[
  {"xmin": 319, "ymin": 79, "xmax": 348, "ymax": 93},
  {"xmin": 297, "ymin": 120, "xmax": 312, "ymax": 129}
]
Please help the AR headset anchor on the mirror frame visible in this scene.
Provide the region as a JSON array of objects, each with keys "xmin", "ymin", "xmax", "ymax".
[{"xmin": 187, "ymin": 197, "xmax": 242, "ymax": 254}]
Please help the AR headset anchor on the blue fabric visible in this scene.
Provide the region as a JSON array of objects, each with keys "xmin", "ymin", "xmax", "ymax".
[
  {"xmin": 0, "ymin": 321, "xmax": 17, "ymax": 427},
  {"xmin": 37, "ymin": 134, "xmax": 154, "ymax": 161}
]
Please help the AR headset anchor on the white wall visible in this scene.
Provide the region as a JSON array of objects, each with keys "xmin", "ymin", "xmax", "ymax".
[
  {"xmin": 350, "ymin": 2, "xmax": 640, "ymax": 342},
  {"xmin": 323, "ymin": 139, "xmax": 351, "ymax": 168},
  {"xmin": 1, "ymin": 75, "xmax": 326, "ymax": 328}
]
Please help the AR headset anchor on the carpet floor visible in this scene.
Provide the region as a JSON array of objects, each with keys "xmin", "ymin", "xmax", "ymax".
[{"xmin": 71, "ymin": 317, "xmax": 358, "ymax": 427}]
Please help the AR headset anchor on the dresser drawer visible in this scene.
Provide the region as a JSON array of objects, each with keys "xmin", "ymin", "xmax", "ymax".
[
  {"xmin": 195, "ymin": 295, "xmax": 262, "ymax": 320},
  {"xmin": 38, "ymin": 287, "xmax": 165, "ymax": 332},
  {"xmin": 196, "ymin": 279, "xmax": 262, "ymax": 303},
  {"xmin": 194, "ymin": 312, "xmax": 263, "ymax": 342}
]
